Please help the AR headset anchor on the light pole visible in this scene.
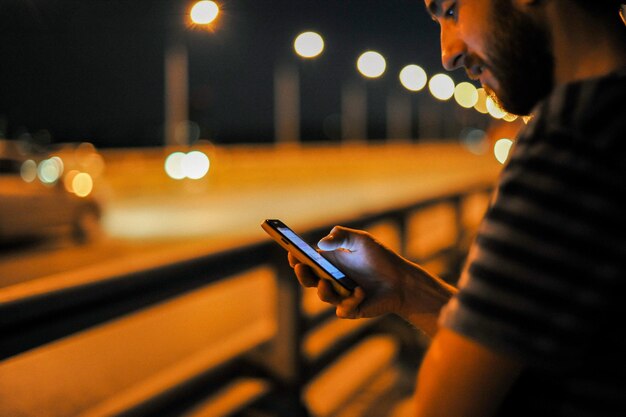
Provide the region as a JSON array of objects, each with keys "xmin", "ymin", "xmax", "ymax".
[
  {"xmin": 164, "ymin": 1, "xmax": 219, "ymax": 147},
  {"xmin": 385, "ymin": 89, "xmax": 412, "ymax": 141},
  {"xmin": 398, "ymin": 64, "xmax": 427, "ymax": 141},
  {"xmin": 341, "ymin": 50, "xmax": 386, "ymax": 142},
  {"xmin": 274, "ymin": 31, "xmax": 324, "ymax": 146}
]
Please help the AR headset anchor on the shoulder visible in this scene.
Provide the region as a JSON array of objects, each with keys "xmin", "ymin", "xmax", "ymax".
[{"xmin": 523, "ymin": 70, "xmax": 626, "ymax": 163}]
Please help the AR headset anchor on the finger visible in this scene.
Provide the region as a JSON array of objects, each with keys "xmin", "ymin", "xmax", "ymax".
[
  {"xmin": 287, "ymin": 251, "xmax": 299, "ymax": 268},
  {"xmin": 318, "ymin": 226, "xmax": 357, "ymax": 251},
  {"xmin": 317, "ymin": 279, "xmax": 343, "ymax": 305},
  {"xmin": 336, "ymin": 286, "xmax": 366, "ymax": 319},
  {"xmin": 294, "ymin": 263, "xmax": 319, "ymax": 288}
]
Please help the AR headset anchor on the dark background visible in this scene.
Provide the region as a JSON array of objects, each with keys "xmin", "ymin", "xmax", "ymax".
[{"xmin": 0, "ymin": 0, "xmax": 445, "ymax": 148}]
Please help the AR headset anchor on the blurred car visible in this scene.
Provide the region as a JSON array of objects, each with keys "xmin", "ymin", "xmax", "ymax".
[{"xmin": 0, "ymin": 139, "xmax": 102, "ymax": 245}]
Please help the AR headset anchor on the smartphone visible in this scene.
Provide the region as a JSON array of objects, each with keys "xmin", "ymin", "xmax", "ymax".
[{"xmin": 262, "ymin": 219, "xmax": 357, "ymax": 297}]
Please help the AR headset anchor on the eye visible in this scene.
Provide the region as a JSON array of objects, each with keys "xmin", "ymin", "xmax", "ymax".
[{"xmin": 444, "ymin": 2, "xmax": 457, "ymax": 19}]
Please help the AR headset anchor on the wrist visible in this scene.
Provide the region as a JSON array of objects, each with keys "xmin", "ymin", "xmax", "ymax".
[{"xmin": 397, "ymin": 261, "xmax": 457, "ymax": 335}]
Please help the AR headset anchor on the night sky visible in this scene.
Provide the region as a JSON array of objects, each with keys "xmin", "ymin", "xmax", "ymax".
[{"xmin": 0, "ymin": 0, "xmax": 447, "ymax": 148}]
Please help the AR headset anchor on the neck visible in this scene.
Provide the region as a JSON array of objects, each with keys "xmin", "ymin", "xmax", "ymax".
[{"xmin": 547, "ymin": 1, "xmax": 626, "ymax": 85}]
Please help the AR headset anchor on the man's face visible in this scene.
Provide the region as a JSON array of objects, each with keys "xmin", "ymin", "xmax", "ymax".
[{"xmin": 426, "ymin": 0, "xmax": 554, "ymax": 115}]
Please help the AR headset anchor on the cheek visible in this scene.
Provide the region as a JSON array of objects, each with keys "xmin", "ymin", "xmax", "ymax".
[
  {"xmin": 457, "ymin": 4, "xmax": 490, "ymax": 57},
  {"xmin": 457, "ymin": 25, "xmax": 485, "ymax": 58}
]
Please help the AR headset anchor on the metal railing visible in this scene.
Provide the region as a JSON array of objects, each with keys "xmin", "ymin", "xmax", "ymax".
[{"xmin": 0, "ymin": 183, "xmax": 493, "ymax": 417}]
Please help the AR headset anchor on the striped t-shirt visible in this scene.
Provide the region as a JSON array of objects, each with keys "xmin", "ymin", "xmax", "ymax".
[{"xmin": 440, "ymin": 69, "xmax": 626, "ymax": 416}]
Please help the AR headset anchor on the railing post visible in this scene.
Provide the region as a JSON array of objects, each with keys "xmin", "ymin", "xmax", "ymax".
[{"xmin": 266, "ymin": 246, "xmax": 311, "ymax": 416}]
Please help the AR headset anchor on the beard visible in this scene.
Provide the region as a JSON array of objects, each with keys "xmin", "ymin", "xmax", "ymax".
[{"xmin": 483, "ymin": 0, "xmax": 555, "ymax": 115}]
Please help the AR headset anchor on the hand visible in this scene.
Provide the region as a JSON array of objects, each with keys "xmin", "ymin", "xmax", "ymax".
[{"xmin": 289, "ymin": 226, "xmax": 425, "ymax": 320}]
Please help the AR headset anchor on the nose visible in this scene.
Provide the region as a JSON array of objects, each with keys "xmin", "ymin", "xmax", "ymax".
[{"xmin": 440, "ymin": 25, "xmax": 466, "ymax": 71}]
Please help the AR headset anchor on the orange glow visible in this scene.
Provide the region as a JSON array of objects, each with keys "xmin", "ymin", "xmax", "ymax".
[
  {"xmin": 82, "ymin": 152, "xmax": 106, "ymax": 178},
  {"xmin": 502, "ymin": 113, "xmax": 518, "ymax": 122},
  {"xmin": 473, "ymin": 88, "xmax": 488, "ymax": 114},
  {"xmin": 64, "ymin": 170, "xmax": 80, "ymax": 193},
  {"xmin": 76, "ymin": 142, "xmax": 97, "ymax": 160}
]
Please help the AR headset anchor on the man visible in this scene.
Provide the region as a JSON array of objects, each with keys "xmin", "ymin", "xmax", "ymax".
[{"xmin": 290, "ymin": 1, "xmax": 626, "ymax": 415}]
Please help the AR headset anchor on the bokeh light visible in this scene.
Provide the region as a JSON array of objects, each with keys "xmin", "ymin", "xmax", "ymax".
[
  {"xmin": 76, "ymin": 142, "xmax": 97, "ymax": 160},
  {"xmin": 399, "ymin": 65, "xmax": 427, "ymax": 92},
  {"xmin": 20, "ymin": 159, "xmax": 37, "ymax": 182},
  {"xmin": 473, "ymin": 88, "xmax": 489, "ymax": 114},
  {"xmin": 72, "ymin": 172, "xmax": 94, "ymax": 197},
  {"xmin": 64, "ymin": 170, "xmax": 80, "ymax": 193},
  {"xmin": 486, "ymin": 96, "xmax": 507, "ymax": 119},
  {"xmin": 183, "ymin": 151, "xmax": 210, "ymax": 180},
  {"xmin": 428, "ymin": 73, "xmax": 455, "ymax": 101},
  {"xmin": 165, "ymin": 151, "xmax": 211, "ymax": 180},
  {"xmin": 82, "ymin": 152, "xmax": 106, "ymax": 177},
  {"xmin": 165, "ymin": 152, "xmax": 187, "ymax": 180},
  {"xmin": 294, "ymin": 32, "xmax": 324, "ymax": 58},
  {"xmin": 357, "ymin": 51, "xmax": 386, "ymax": 78},
  {"xmin": 503, "ymin": 113, "xmax": 519, "ymax": 122},
  {"xmin": 460, "ymin": 128, "xmax": 488, "ymax": 155},
  {"xmin": 38, "ymin": 157, "xmax": 64, "ymax": 184},
  {"xmin": 454, "ymin": 82, "xmax": 479, "ymax": 108},
  {"xmin": 190, "ymin": 1, "xmax": 219, "ymax": 25},
  {"xmin": 494, "ymin": 138, "xmax": 514, "ymax": 164}
]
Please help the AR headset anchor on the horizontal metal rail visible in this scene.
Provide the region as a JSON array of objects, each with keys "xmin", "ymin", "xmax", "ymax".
[{"xmin": 0, "ymin": 183, "xmax": 493, "ymax": 417}]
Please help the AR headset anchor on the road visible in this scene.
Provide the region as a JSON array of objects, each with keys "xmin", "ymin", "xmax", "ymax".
[{"xmin": 0, "ymin": 142, "xmax": 501, "ymax": 289}]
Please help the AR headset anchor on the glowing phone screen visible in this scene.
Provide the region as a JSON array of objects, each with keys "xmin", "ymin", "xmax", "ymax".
[{"xmin": 277, "ymin": 226, "xmax": 346, "ymax": 280}]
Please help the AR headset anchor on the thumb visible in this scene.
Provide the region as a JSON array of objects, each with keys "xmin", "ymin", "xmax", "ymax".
[{"xmin": 318, "ymin": 226, "xmax": 355, "ymax": 251}]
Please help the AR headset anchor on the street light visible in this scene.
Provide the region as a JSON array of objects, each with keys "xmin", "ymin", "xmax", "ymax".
[
  {"xmin": 394, "ymin": 64, "xmax": 429, "ymax": 142},
  {"xmin": 428, "ymin": 73, "xmax": 455, "ymax": 101},
  {"xmin": 356, "ymin": 51, "xmax": 386, "ymax": 78},
  {"xmin": 190, "ymin": 1, "xmax": 219, "ymax": 25},
  {"xmin": 164, "ymin": 1, "xmax": 220, "ymax": 147},
  {"xmin": 293, "ymin": 32, "xmax": 324, "ymax": 59},
  {"xmin": 399, "ymin": 64, "xmax": 427, "ymax": 92},
  {"xmin": 453, "ymin": 82, "xmax": 479, "ymax": 108},
  {"xmin": 274, "ymin": 31, "xmax": 325, "ymax": 146},
  {"xmin": 342, "ymin": 51, "xmax": 387, "ymax": 142}
]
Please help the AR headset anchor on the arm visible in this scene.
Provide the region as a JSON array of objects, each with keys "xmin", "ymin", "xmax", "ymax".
[
  {"xmin": 413, "ymin": 328, "xmax": 523, "ymax": 417},
  {"xmin": 290, "ymin": 226, "xmax": 523, "ymax": 415},
  {"xmin": 289, "ymin": 225, "xmax": 457, "ymax": 337}
]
